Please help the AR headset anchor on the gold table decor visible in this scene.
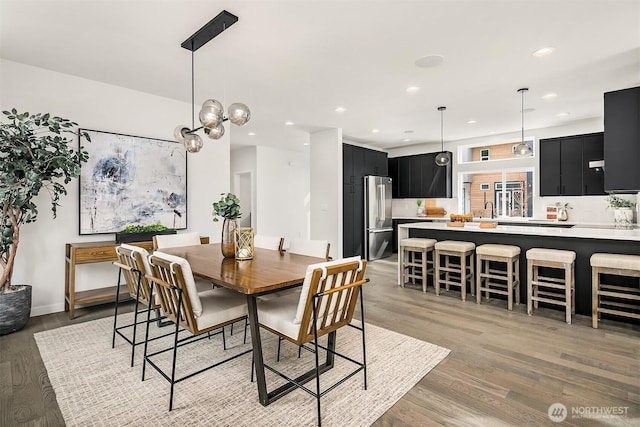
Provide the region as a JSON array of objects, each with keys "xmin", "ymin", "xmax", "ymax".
[{"xmin": 235, "ymin": 227, "xmax": 254, "ymax": 260}]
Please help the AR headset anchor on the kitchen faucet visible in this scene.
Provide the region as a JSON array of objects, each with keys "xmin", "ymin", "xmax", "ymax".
[{"xmin": 484, "ymin": 201, "xmax": 495, "ymax": 219}]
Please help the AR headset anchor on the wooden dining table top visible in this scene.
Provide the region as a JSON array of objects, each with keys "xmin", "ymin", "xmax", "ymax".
[{"xmin": 158, "ymin": 243, "xmax": 324, "ymax": 295}]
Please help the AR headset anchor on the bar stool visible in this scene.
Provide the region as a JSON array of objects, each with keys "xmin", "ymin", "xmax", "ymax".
[
  {"xmin": 591, "ymin": 253, "xmax": 640, "ymax": 328},
  {"xmin": 475, "ymin": 244, "xmax": 521, "ymax": 310},
  {"xmin": 434, "ymin": 240, "xmax": 475, "ymax": 301},
  {"xmin": 526, "ymin": 248, "xmax": 576, "ymax": 324},
  {"xmin": 399, "ymin": 238, "xmax": 436, "ymax": 292}
]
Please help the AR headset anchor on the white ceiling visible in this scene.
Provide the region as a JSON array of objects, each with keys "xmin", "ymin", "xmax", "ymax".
[{"xmin": 1, "ymin": 0, "xmax": 639, "ymax": 152}]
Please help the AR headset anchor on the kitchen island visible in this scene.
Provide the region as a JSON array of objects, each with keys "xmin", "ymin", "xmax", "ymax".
[{"xmin": 398, "ymin": 222, "xmax": 640, "ymax": 319}]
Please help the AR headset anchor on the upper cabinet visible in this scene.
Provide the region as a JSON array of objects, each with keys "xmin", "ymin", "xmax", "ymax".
[
  {"xmin": 539, "ymin": 133, "xmax": 605, "ymax": 196},
  {"xmin": 604, "ymin": 86, "xmax": 640, "ymax": 193},
  {"xmin": 388, "ymin": 152, "xmax": 452, "ymax": 198}
]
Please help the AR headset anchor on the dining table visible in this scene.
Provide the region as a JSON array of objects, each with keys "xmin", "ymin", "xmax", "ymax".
[{"xmin": 159, "ymin": 243, "xmax": 333, "ymax": 406}]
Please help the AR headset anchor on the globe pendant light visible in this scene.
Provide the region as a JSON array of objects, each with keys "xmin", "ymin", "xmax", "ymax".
[
  {"xmin": 172, "ymin": 11, "xmax": 251, "ymax": 153},
  {"xmin": 513, "ymin": 87, "xmax": 532, "ymax": 157},
  {"xmin": 435, "ymin": 106, "xmax": 450, "ymax": 167}
]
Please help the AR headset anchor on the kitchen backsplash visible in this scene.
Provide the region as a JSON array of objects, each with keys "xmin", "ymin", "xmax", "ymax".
[{"xmin": 392, "ymin": 194, "xmax": 639, "ymax": 224}]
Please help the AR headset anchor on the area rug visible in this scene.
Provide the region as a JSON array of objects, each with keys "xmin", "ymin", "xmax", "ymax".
[{"xmin": 35, "ymin": 313, "xmax": 449, "ymax": 426}]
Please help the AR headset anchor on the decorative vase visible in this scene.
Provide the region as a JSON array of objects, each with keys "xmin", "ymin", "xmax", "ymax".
[
  {"xmin": 557, "ymin": 207, "xmax": 569, "ymax": 221},
  {"xmin": 0, "ymin": 285, "xmax": 32, "ymax": 335},
  {"xmin": 614, "ymin": 207, "xmax": 633, "ymax": 227},
  {"xmin": 221, "ymin": 218, "xmax": 237, "ymax": 258}
]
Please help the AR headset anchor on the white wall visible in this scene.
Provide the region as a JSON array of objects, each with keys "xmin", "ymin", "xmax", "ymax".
[
  {"xmin": 254, "ymin": 146, "xmax": 310, "ymax": 244},
  {"xmin": 230, "ymin": 146, "xmax": 257, "ymax": 229},
  {"xmin": 310, "ymin": 129, "xmax": 342, "ymax": 259},
  {"xmin": 387, "ymin": 118, "xmax": 625, "ymax": 223},
  {"xmin": 1, "ymin": 59, "xmax": 230, "ymax": 316}
]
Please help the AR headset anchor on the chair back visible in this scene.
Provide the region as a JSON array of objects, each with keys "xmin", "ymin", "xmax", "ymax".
[
  {"xmin": 147, "ymin": 252, "xmax": 202, "ymax": 334},
  {"xmin": 153, "ymin": 231, "xmax": 202, "ymax": 250},
  {"xmin": 254, "ymin": 234, "xmax": 284, "ymax": 252},
  {"xmin": 288, "ymin": 239, "xmax": 330, "ymax": 260},
  {"xmin": 114, "ymin": 244, "xmax": 154, "ymax": 306},
  {"xmin": 295, "ymin": 257, "xmax": 367, "ymax": 343}
]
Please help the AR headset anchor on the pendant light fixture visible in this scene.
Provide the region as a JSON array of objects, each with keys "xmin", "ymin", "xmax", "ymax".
[
  {"xmin": 513, "ymin": 87, "xmax": 532, "ymax": 157},
  {"xmin": 173, "ymin": 11, "xmax": 251, "ymax": 153},
  {"xmin": 435, "ymin": 106, "xmax": 450, "ymax": 167}
]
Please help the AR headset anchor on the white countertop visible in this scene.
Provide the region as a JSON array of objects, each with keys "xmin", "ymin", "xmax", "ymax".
[{"xmin": 398, "ymin": 221, "xmax": 640, "ymax": 241}]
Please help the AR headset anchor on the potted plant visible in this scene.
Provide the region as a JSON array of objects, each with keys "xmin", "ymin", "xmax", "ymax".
[
  {"xmin": 416, "ymin": 199, "xmax": 424, "ymax": 216},
  {"xmin": 115, "ymin": 223, "xmax": 176, "ymax": 244},
  {"xmin": 606, "ymin": 194, "xmax": 637, "ymax": 226},
  {"xmin": 212, "ymin": 192, "xmax": 242, "ymax": 258},
  {"xmin": 0, "ymin": 109, "xmax": 89, "ymax": 335},
  {"xmin": 555, "ymin": 202, "xmax": 572, "ymax": 221}
]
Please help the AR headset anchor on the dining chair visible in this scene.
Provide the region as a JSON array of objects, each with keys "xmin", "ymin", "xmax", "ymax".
[
  {"xmin": 256, "ymin": 256, "xmax": 368, "ymax": 426},
  {"xmin": 253, "ymin": 234, "xmax": 285, "ymax": 252},
  {"xmin": 113, "ymin": 244, "xmax": 173, "ymax": 367},
  {"xmin": 287, "ymin": 238, "xmax": 331, "ymax": 260},
  {"xmin": 142, "ymin": 251, "xmax": 252, "ymax": 411},
  {"xmin": 153, "ymin": 231, "xmax": 212, "ymax": 292}
]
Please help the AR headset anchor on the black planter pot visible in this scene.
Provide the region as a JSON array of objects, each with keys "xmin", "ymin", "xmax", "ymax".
[
  {"xmin": 0, "ymin": 284, "xmax": 32, "ymax": 335},
  {"xmin": 115, "ymin": 229, "xmax": 177, "ymax": 244}
]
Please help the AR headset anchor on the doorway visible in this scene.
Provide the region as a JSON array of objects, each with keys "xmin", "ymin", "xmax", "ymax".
[{"xmin": 233, "ymin": 171, "xmax": 253, "ymax": 228}]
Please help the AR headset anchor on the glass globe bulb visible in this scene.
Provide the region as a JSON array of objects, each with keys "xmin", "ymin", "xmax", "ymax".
[
  {"xmin": 173, "ymin": 125, "xmax": 190, "ymax": 143},
  {"xmin": 183, "ymin": 133, "xmax": 203, "ymax": 153},
  {"xmin": 514, "ymin": 142, "xmax": 532, "ymax": 157},
  {"xmin": 435, "ymin": 152, "xmax": 450, "ymax": 166},
  {"xmin": 228, "ymin": 102, "xmax": 251, "ymax": 126},
  {"xmin": 204, "ymin": 123, "xmax": 225, "ymax": 140},
  {"xmin": 199, "ymin": 105, "xmax": 222, "ymax": 129}
]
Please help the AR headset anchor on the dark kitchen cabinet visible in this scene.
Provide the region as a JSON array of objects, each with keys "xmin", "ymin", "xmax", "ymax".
[
  {"xmin": 390, "ymin": 152, "xmax": 452, "ymax": 198},
  {"xmin": 342, "ymin": 143, "xmax": 388, "ymax": 257},
  {"xmin": 539, "ymin": 133, "xmax": 605, "ymax": 196},
  {"xmin": 582, "ymin": 133, "xmax": 605, "ymax": 195},
  {"xmin": 604, "ymin": 86, "xmax": 640, "ymax": 193}
]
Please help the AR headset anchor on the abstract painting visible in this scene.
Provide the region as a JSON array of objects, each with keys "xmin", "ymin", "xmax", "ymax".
[{"xmin": 79, "ymin": 129, "xmax": 187, "ymax": 235}]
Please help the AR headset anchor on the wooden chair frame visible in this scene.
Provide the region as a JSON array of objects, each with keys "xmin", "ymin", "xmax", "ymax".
[
  {"xmin": 142, "ymin": 254, "xmax": 251, "ymax": 411},
  {"xmin": 112, "ymin": 245, "xmax": 172, "ymax": 367},
  {"xmin": 258, "ymin": 259, "xmax": 368, "ymax": 426}
]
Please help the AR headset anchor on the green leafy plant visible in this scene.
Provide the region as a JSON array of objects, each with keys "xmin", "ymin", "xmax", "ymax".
[
  {"xmin": 212, "ymin": 192, "xmax": 241, "ymax": 222},
  {"xmin": 120, "ymin": 224, "xmax": 172, "ymax": 233},
  {"xmin": 416, "ymin": 199, "xmax": 423, "ymax": 207},
  {"xmin": 1, "ymin": 109, "xmax": 90, "ymax": 292},
  {"xmin": 555, "ymin": 202, "xmax": 572, "ymax": 210},
  {"xmin": 605, "ymin": 195, "xmax": 636, "ymax": 209}
]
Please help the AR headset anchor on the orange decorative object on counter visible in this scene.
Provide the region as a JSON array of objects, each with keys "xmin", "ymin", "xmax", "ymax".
[{"xmin": 449, "ymin": 213, "xmax": 473, "ymax": 222}]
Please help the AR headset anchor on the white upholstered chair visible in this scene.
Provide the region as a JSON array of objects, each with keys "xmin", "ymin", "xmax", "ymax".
[
  {"xmin": 142, "ymin": 251, "xmax": 251, "ymax": 411},
  {"xmin": 287, "ymin": 238, "xmax": 330, "ymax": 260},
  {"xmin": 153, "ymin": 232, "xmax": 212, "ymax": 292},
  {"xmin": 113, "ymin": 244, "xmax": 171, "ymax": 367},
  {"xmin": 256, "ymin": 256, "xmax": 368, "ymax": 425},
  {"xmin": 253, "ymin": 234, "xmax": 284, "ymax": 252}
]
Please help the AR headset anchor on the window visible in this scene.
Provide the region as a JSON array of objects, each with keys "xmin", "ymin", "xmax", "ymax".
[
  {"xmin": 480, "ymin": 149, "xmax": 490, "ymax": 161},
  {"xmin": 461, "ymin": 170, "xmax": 533, "ymax": 218}
]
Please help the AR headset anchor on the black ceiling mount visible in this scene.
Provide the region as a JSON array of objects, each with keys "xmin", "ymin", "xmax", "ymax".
[{"xmin": 181, "ymin": 10, "xmax": 238, "ymax": 52}]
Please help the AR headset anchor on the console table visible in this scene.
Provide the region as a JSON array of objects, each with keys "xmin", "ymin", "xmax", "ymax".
[{"xmin": 64, "ymin": 237, "xmax": 209, "ymax": 319}]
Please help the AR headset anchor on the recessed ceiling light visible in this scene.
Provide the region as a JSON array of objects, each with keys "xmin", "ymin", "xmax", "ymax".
[
  {"xmin": 467, "ymin": 120, "xmax": 478, "ymax": 124},
  {"xmin": 284, "ymin": 121, "xmax": 294, "ymax": 126},
  {"xmin": 248, "ymin": 132, "xmax": 256, "ymax": 136},
  {"xmin": 415, "ymin": 54, "xmax": 444, "ymax": 68},
  {"xmin": 404, "ymin": 130, "xmax": 414, "ymax": 134},
  {"xmin": 371, "ymin": 129, "xmax": 380, "ymax": 133},
  {"xmin": 542, "ymin": 92, "xmax": 557, "ymax": 100},
  {"xmin": 303, "ymin": 142, "xmax": 309, "ymax": 146},
  {"xmin": 406, "ymin": 86, "xmax": 420, "ymax": 93},
  {"xmin": 402, "ymin": 138, "xmax": 411, "ymax": 142},
  {"xmin": 335, "ymin": 107, "xmax": 346, "ymax": 113},
  {"xmin": 556, "ymin": 112, "xmax": 570, "ymax": 117},
  {"xmin": 532, "ymin": 47, "xmax": 555, "ymax": 57}
]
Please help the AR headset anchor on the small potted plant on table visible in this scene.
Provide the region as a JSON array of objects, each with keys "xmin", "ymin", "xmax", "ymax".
[
  {"xmin": 606, "ymin": 195, "xmax": 637, "ymax": 227},
  {"xmin": 212, "ymin": 193, "xmax": 242, "ymax": 258}
]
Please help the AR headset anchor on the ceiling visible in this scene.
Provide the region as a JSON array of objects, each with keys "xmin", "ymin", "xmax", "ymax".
[{"xmin": 1, "ymin": 0, "xmax": 639, "ymax": 152}]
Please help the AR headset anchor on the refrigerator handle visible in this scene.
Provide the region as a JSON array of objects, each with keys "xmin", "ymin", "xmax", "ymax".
[{"xmin": 378, "ymin": 184, "xmax": 385, "ymax": 221}]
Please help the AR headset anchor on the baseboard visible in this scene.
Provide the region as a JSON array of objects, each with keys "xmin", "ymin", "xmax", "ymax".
[{"xmin": 31, "ymin": 302, "xmax": 65, "ymax": 317}]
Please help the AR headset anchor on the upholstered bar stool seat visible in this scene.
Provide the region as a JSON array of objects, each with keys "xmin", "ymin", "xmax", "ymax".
[
  {"xmin": 400, "ymin": 238, "xmax": 436, "ymax": 292},
  {"xmin": 475, "ymin": 244, "xmax": 521, "ymax": 310},
  {"xmin": 434, "ymin": 240, "xmax": 475, "ymax": 301},
  {"xmin": 591, "ymin": 253, "xmax": 640, "ymax": 328},
  {"xmin": 526, "ymin": 248, "xmax": 576, "ymax": 324}
]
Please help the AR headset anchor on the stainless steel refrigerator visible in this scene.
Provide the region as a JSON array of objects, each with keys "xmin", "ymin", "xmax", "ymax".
[{"xmin": 364, "ymin": 175, "xmax": 393, "ymax": 261}]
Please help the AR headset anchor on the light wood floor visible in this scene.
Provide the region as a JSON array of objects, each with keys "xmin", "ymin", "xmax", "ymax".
[{"xmin": 1, "ymin": 254, "xmax": 638, "ymax": 426}]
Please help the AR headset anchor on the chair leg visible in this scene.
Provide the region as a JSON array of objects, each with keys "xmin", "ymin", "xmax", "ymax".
[
  {"xmin": 475, "ymin": 256, "xmax": 482, "ymax": 304},
  {"xmin": 111, "ymin": 269, "xmax": 123, "ymax": 349},
  {"xmin": 141, "ymin": 283, "xmax": 155, "ymax": 382},
  {"xmin": 460, "ymin": 254, "xmax": 467, "ymax": 302},
  {"xmin": 507, "ymin": 257, "xmax": 513, "ymax": 311},
  {"xmin": 243, "ymin": 318, "xmax": 248, "ymax": 345},
  {"xmin": 527, "ymin": 259, "xmax": 533, "ymax": 316},
  {"xmin": 222, "ymin": 327, "xmax": 227, "ymax": 350},
  {"xmin": 359, "ymin": 288, "xmax": 368, "ymax": 390},
  {"xmin": 312, "ymin": 296, "xmax": 322, "ymax": 426},
  {"xmin": 168, "ymin": 313, "xmax": 181, "ymax": 411},
  {"xmin": 434, "ymin": 250, "xmax": 441, "ymax": 296},
  {"xmin": 277, "ymin": 337, "xmax": 282, "ymax": 362}
]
